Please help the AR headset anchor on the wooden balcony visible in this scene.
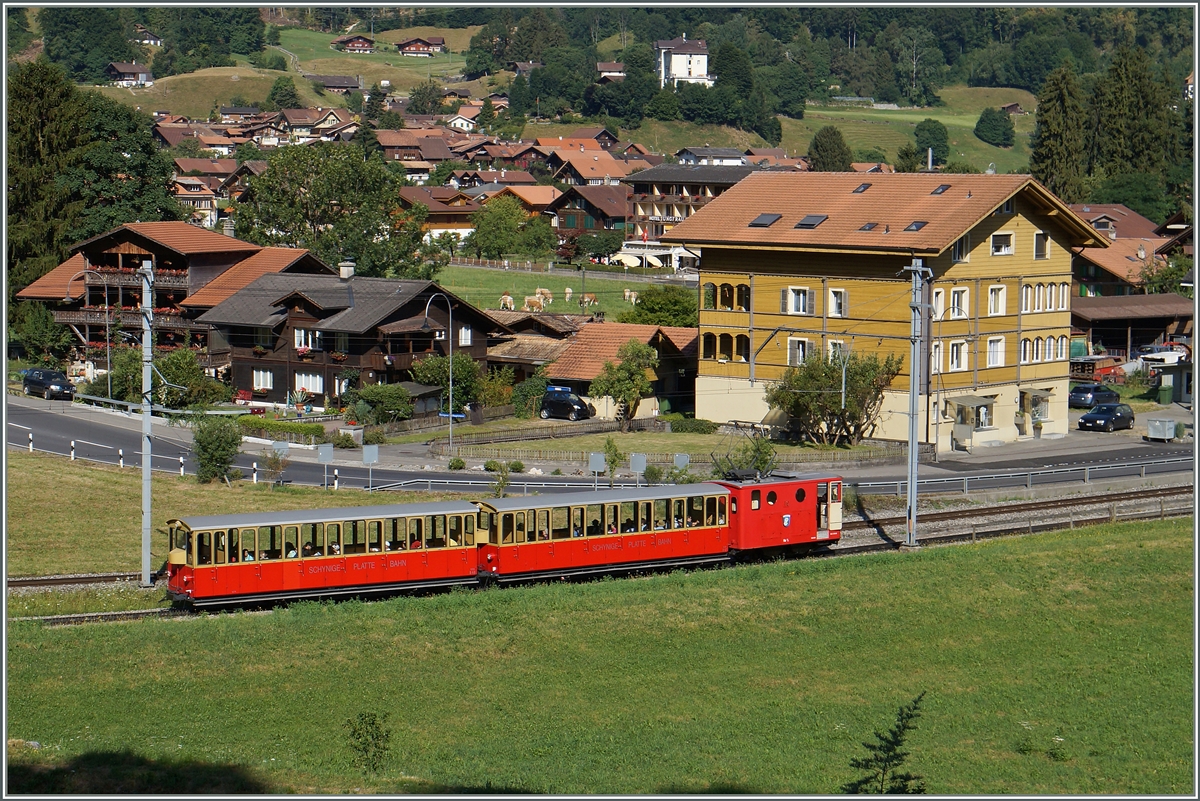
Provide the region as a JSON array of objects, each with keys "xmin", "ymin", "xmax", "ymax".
[
  {"xmin": 86, "ymin": 269, "xmax": 189, "ymax": 289},
  {"xmin": 54, "ymin": 308, "xmax": 207, "ymax": 330}
]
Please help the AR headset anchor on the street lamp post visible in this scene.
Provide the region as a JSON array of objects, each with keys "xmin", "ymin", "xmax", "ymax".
[
  {"xmin": 421, "ymin": 292, "xmax": 453, "ymax": 451},
  {"xmin": 138, "ymin": 259, "xmax": 155, "ymax": 587},
  {"xmin": 64, "ymin": 269, "xmax": 115, "ymax": 399}
]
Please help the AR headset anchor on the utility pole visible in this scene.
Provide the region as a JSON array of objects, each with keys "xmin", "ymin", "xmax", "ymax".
[
  {"xmin": 903, "ymin": 257, "xmax": 930, "ymax": 549},
  {"xmin": 138, "ymin": 259, "xmax": 155, "ymax": 586}
]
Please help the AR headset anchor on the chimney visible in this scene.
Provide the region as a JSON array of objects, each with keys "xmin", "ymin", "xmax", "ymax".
[
  {"xmin": 1109, "ymin": 230, "xmax": 1117, "ymax": 241},
  {"xmin": 338, "ymin": 260, "xmax": 355, "ymax": 280},
  {"xmin": 222, "ymin": 218, "xmax": 235, "ymax": 237},
  {"xmin": 927, "ymin": 147, "xmax": 933, "ymax": 171},
  {"xmin": 1137, "ymin": 244, "xmax": 1146, "ymax": 259}
]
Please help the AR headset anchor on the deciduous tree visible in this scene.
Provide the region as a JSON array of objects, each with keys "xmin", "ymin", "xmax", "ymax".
[
  {"xmin": 617, "ymin": 285, "xmax": 699, "ymax": 327},
  {"xmin": 914, "ymin": 118, "xmax": 949, "ymax": 165},
  {"xmin": 764, "ymin": 351, "xmax": 903, "ymax": 446},
  {"xmin": 973, "ymin": 107, "xmax": 1014, "ymax": 147},
  {"xmin": 470, "ymin": 196, "xmax": 528, "ymax": 258},
  {"xmin": 410, "ymin": 352, "xmax": 483, "ymax": 412},
  {"xmin": 192, "ymin": 415, "xmax": 243, "ymax": 483},
  {"xmin": 588, "ymin": 339, "xmax": 658, "ymax": 431}
]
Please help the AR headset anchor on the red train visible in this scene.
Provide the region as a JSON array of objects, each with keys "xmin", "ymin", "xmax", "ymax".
[{"xmin": 165, "ymin": 473, "xmax": 843, "ymax": 607}]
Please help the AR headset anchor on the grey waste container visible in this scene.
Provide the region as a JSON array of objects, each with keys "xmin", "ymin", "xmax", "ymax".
[{"xmin": 1146, "ymin": 418, "xmax": 1175, "ymax": 441}]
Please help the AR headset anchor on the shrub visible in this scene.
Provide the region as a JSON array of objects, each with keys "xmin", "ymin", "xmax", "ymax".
[
  {"xmin": 329, "ymin": 432, "xmax": 360, "ymax": 449},
  {"xmin": 643, "ymin": 464, "xmax": 664, "ymax": 485},
  {"xmin": 237, "ymin": 416, "xmax": 325, "ymax": 443},
  {"xmin": 192, "ymin": 415, "xmax": 242, "ymax": 483},
  {"xmin": 483, "ymin": 459, "xmax": 502, "ymax": 472},
  {"xmin": 507, "ymin": 460, "xmax": 524, "ymax": 473},
  {"xmin": 363, "ymin": 429, "xmax": 388, "ymax": 445},
  {"xmin": 344, "ymin": 711, "xmax": 391, "ymax": 774},
  {"xmin": 551, "ymin": 468, "xmax": 563, "ymax": 476},
  {"xmin": 448, "ymin": 457, "xmax": 466, "ymax": 470},
  {"xmin": 511, "ymin": 371, "xmax": 549, "ymax": 418}
]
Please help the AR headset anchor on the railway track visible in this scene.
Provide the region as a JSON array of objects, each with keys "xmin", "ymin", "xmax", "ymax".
[{"xmin": 9, "ymin": 487, "xmax": 1192, "ymax": 625}]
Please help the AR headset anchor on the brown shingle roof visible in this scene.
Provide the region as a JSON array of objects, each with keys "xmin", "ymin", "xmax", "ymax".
[
  {"xmin": 488, "ymin": 334, "xmax": 573, "ymax": 365},
  {"xmin": 487, "ymin": 185, "xmax": 562, "ymax": 211},
  {"xmin": 173, "ymin": 158, "xmax": 238, "ymax": 175},
  {"xmin": 1071, "ymin": 293, "xmax": 1194, "ymax": 322},
  {"xmin": 181, "ymin": 248, "xmax": 332, "ymax": 309},
  {"xmin": 73, "ymin": 222, "xmax": 262, "ymax": 257},
  {"xmin": 544, "ymin": 322, "xmax": 695, "ymax": 381},
  {"xmin": 662, "ymin": 172, "xmax": 1104, "ymax": 255},
  {"xmin": 14, "ymin": 254, "xmax": 88, "ymax": 301},
  {"xmin": 1072, "ymin": 237, "xmax": 1169, "ymax": 284},
  {"xmin": 1068, "ymin": 203, "xmax": 1162, "ymax": 240}
]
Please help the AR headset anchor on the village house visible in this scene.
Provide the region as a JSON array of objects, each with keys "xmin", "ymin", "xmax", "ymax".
[
  {"xmin": 106, "ymin": 61, "xmax": 154, "ymax": 87},
  {"xmin": 483, "ymin": 310, "xmax": 588, "ymax": 384},
  {"xmin": 196, "ymin": 269, "xmax": 502, "ymax": 406},
  {"xmin": 398, "ymin": 186, "xmax": 481, "ymax": 241},
  {"xmin": 569, "ymin": 126, "xmax": 620, "ymax": 150},
  {"xmin": 172, "ymin": 177, "xmax": 219, "ymax": 228},
  {"xmin": 622, "ymin": 163, "xmax": 764, "ymax": 245},
  {"xmin": 544, "ymin": 184, "xmax": 631, "ymax": 240},
  {"xmin": 596, "ymin": 62, "xmax": 626, "ymax": 84},
  {"xmin": 675, "ymin": 147, "xmax": 747, "ymax": 166},
  {"xmin": 133, "ymin": 23, "xmax": 162, "ymax": 47},
  {"xmin": 484, "ymin": 186, "xmax": 563, "ymax": 218},
  {"xmin": 654, "ymin": 34, "xmax": 712, "ymax": 88},
  {"xmin": 217, "ymin": 160, "xmax": 269, "ymax": 203},
  {"xmin": 551, "ymin": 151, "xmax": 632, "ymax": 187},
  {"xmin": 305, "ymin": 74, "xmax": 361, "ymax": 95},
  {"xmin": 331, "ymin": 34, "xmax": 375, "ymax": 53},
  {"xmin": 662, "ymin": 172, "xmax": 1106, "ymax": 452},
  {"xmin": 219, "ymin": 106, "xmax": 260, "ymax": 124},
  {"xmin": 395, "ymin": 36, "xmax": 446, "ymax": 57},
  {"xmin": 448, "ymin": 169, "xmax": 536, "ymax": 190}
]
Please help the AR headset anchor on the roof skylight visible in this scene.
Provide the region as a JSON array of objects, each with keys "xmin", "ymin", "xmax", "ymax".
[
  {"xmin": 859, "ymin": 222, "xmax": 878, "ymax": 231},
  {"xmin": 749, "ymin": 213, "xmax": 782, "ymax": 228},
  {"xmin": 795, "ymin": 214, "xmax": 828, "ymax": 229},
  {"xmin": 853, "ymin": 183, "xmax": 871, "ymax": 193},
  {"xmin": 904, "ymin": 221, "xmax": 928, "ymax": 231},
  {"xmin": 932, "ymin": 184, "xmax": 951, "ymax": 195}
]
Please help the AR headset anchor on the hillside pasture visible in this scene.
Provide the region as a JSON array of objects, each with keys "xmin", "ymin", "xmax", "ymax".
[
  {"xmin": 373, "ymin": 25, "xmax": 482, "ymax": 54},
  {"xmin": 278, "ymin": 27, "xmax": 467, "ymax": 93},
  {"xmin": 90, "ymin": 66, "xmax": 333, "ymax": 120},
  {"xmin": 437, "ymin": 264, "xmax": 664, "ymax": 319},
  {"xmin": 6, "ymin": 519, "xmax": 1192, "ymax": 794}
]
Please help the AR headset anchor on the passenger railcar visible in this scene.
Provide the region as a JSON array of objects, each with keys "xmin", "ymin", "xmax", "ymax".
[{"xmin": 165, "ymin": 474, "xmax": 843, "ymax": 607}]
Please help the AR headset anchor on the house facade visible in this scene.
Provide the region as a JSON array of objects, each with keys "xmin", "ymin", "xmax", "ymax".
[
  {"xmin": 196, "ymin": 272, "xmax": 499, "ymax": 406},
  {"xmin": 544, "ymin": 185, "xmax": 631, "ymax": 239},
  {"xmin": 332, "ymin": 34, "xmax": 375, "ymax": 53},
  {"xmin": 662, "ymin": 172, "xmax": 1104, "ymax": 452},
  {"xmin": 396, "ymin": 36, "xmax": 445, "ymax": 57},
  {"xmin": 106, "ymin": 61, "xmax": 154, "ymax": 87},
  {"xmin": 654, "ymin": 35, "xmax": 712, "ymax": 88},
  {"xmin": 622, "ymin": 163, "xmax": 760, "ymax": 243}
]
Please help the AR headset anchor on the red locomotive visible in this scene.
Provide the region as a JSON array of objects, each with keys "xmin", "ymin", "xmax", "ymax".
[{"xmin": 165, "ymin": 474, "xmax": 843, "ymax": 607}]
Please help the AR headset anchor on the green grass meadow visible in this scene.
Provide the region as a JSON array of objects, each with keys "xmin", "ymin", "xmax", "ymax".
[
  {"xmin": 6, "ymin": 519, "xmax": 1193, "ymax": 794},
  {"xmin": 436, "ymin": 264, "xmax": 655, "ymax": 319}
]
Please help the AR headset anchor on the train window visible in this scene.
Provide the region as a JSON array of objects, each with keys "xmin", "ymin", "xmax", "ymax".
[
  {"xmin": 571, "ymin": 507, "xmax": 584, "ymax": 537},
  {"xmin": 197, "ymin": 531, "xmax": 212, "ymax": 565},
  {"xmin": 183, "ymin": 532, "xmax": 194, "ymax": 566},
  {"xmin": 345, "ymin": 520, "xmax": 366, "ymax": 554},
  {"xmin": 705, "ymin": 497, "xmax": 718, "ymax": 526},
  {"xmin": 240, "ymin": 528, "xmax": 256, "ymax": 561},
  {"xmin": 408, "ymin": 518, "xmax": 423, "ymax": 549},
  {"xmin": 368, "ymin": 520, "xmax": 383, "ymax": 552},
  {"xmin": 214, "ymin": 530, "xmax": 227, "ymax": 564},
  {"xmin": 795, "ymin": 488, "xmax": 806, "ymax": 503},
  {"xmin": 512, "ymin": 512, "xmax": 526, "ymax": 544},
  {"xmin": 729, "ymin": 498, "xmax": 737, "ymax": 514},
  {"xmin": 327, "ymin": 523, "xmax": 342, "ymax": 555},
  {"xmin": 259, "ymin": 526, "xmax": 281, "ymax": 560},
  {"xmin": 500, "ymin": 514, "xmax": 514, "ymax": 544},
  {"xmin": 717, "ymin": 497, "xmax": 727, "ymax": 524},
  {"xmin": 751, "ymin": 490, "xmax": 761, "ymax": 510},
  {"xmin": 653, "ymin": 499, "xmax": 668, "ymax": 530},
  {"xmin": 535, "ymin": 510, "xmax": 550, "ymax": 541},
  {"xmin": 639, "ymin": 501, "xmax": 652, "ymax": 532},
  {"xmin": 448, "ymin": 516, "xmax": 462, "ymax": 546},
  {"xmin": 283, "ymin": 526, "xmax": 299, "ymax": 558},
  {"xmin": 586, "ymin": 505, "xmax": 603, "ymax": 537},
  {"xmin": 551, "ymin": 507, "xmax": 570, "ymax": 539},
  {"xmin": 605, "ymin": 504, "xmax": 619, "ymax": 535},
  {"xmin": 619, "ymin": 502, "xmax": 637, "ymax": 533},
  {"xmin": 766, "ymin": 491, "xmax": 777, "ymax": 506},
  {"xmin": 227, "ymin": 530, "xmax": 240, "ymax": 563},
  {"xmin": 464, "ymin": 515, "xmax": 475, "ymax": 546},
  {"xmin": 687, "ymin": 496, "xmax": 704, "ymax": 526},
  {"xmin": 830, "ymin": 482, "xmax": 842, "ymax": 502},
  {"xmin": 301, "ymin": 523, "xmax": 324, "ymax": 556},
  {"xmin": 387, "ymin": 519, "xmax": 405, "ymax": 551},
  {"xmin": 671, "ymin": 499, "xmax": 685, "ymax": 529},
  {"xmin": 427, "ymin": 515, "xmax": 446, "ymax": 549}
]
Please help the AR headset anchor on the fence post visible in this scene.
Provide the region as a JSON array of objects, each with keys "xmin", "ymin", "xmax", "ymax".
[
  {"xmin": 1084, "ymin": 466, "xmax": 1090, "ymax": 484},
  {"xmin": 180, "ymin": 455, "xmax": 185, "ymax": 476},
  {"xmin": 119, "ymin": 448, "xmax": 124, "ymax": 468},
  {"xmin": 1161, "ymin": 498, "xmax": 1165, "ymax": 519},
  {"xmin": 28, "ymin": 432, "xmax": 33, "ymax": 452},
  {"xmin": 1110, "ymin": 503, "xmax": 1117, "ymax": 523},
  {"xmin": 252, "ymin": 461, "xmax": 258, "ymax": 484},
  {"xmin": 1140, "ymin": 464, "xmax": 1146, "ymax": 478},
  {"xmin": 963, "ymin": 477, "xmax": 968, "ymax": 495},
  {"xmin": 334, "ymin": 468, "xmax": 339, "ymax": 490},
  {"xmin": 71, "ymin": 440, "xmax": 76, "ymax": 461},
  {"xmin": 1027, "ymin": 472, "xmax": 1033, "ymax": 489}
]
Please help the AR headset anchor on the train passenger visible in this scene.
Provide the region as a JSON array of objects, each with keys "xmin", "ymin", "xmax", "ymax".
[
  {"xmin": 242, "ymin": 549, "xmax": 255, "ymax": 562},
  {"xmin": 329, "ymin": 542, "xmax": 341, "ymax": 555},
  {"xmin": 623, "ymin": 519, "xmax": 636, "ymax": 533},
  {"xmin": 286, "ymin": 544, "xmax": 298, "ymax": 558},
  {"xmin": 410, "ymin": 538, "xmax": 422, "ymax": 549},
  {"xmin": 302, "ymin": 543, "xmax": 314, "ymax": 558},
  {"xmin": 608, "ymin": 522, "xmax": 618, "ymax": 535}
]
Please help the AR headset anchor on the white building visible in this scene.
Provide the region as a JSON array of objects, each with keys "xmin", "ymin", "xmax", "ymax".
[{"xmin": 654, "ymin": 34, "xmax": 712, "ymax": 89}]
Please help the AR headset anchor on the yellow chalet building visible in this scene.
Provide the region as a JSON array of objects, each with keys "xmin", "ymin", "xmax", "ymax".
[{"xmin": 662, "ymin": 172, "xmax": 1106, "ymax": 453}]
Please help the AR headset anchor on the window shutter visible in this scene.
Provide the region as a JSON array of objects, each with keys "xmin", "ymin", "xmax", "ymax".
[
  {"xmin": 842, "ymin": 291, "xmax": 849, "ymax": 318},
  {"xmin": 294, "ymin": 329, "xmax": 303, "ymax": 348},
  {"xmin": 780, "ymin": 289, "xmax": 788, "ymax": 313},
  {"xmin": 805, "ymin": 289, "xmax": 815, "ymax": 315}
]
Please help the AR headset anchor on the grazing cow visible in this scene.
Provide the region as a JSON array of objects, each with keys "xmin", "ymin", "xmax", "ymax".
[
  {"xmin": 628, "ymin": 290, "xmax": 639, "ymax": 305},
  {"xmin": 579, "ymin": 292, "xmax": 597, "ymax": 307},
  {"xmin": 535, "ymin": 287, "xmax": 552, "ymax": 306},
  {"xmin": 523, "ymin": 295, "xmax": 543, "ymax": 312},
  {"xmin": 564, "ymin": 287, "xmax": 573, "ymax": 304},
  {"xmin": 499, "ymin": 291, "xmax": 515, "ymax": 310},
  {"xmin": 623, "ymin": 288, "xmax": 632, "ymax": 301}
]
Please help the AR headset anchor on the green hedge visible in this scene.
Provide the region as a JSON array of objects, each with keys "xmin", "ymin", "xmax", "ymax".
[
  {"xmin": 237, "ymin": 416, "xmax": 326, "ymax": 440},
  {"xmin": 661, "ymin": 414, "xmax": 719, "ymax": 434}
]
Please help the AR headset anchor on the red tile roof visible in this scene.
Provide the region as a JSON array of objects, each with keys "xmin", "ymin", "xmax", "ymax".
[
  {"xmin": 1072, "ymin": 237, "xmax": 1168, "ymax": 284},
  {"xmin": 1067, "ymin": 203, "xmax": 1162, "ymax": 240},
  {"xmin": 14, "ymin": 253, "xmax": 88, "ymax": 301},
  {"xmin": 181, "ymin": 248, "xmax": 331, "ymax": 308},
  {"xmin": 544, "ymin": 322, "xmax": 696, "ymax": 381},
  {"xmin": 75, "ymin": 222, "xmax": 262, "ymax": 256}
]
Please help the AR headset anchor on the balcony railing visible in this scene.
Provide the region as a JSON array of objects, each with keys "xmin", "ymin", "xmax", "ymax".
[
  {"xmin": 54, "ymin": 308, "xmax": 207, "ymax": 330},
  {"xmin": 86, "ymin": 269, "xmax": 188, "ymax": 289}
]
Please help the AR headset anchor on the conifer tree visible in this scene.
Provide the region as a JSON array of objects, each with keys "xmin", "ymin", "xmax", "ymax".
[
  {"xmin": 1030, "ymin": 62, "xmax": 1086, "ymax": 202},
  {"xmin": 808, "ymin": 125, "xmax": 853, "ymax": 171}
]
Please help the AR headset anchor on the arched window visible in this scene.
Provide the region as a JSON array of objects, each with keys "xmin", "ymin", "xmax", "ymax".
[
  {"xmin": 1058, "ymin": 336, "xmax": 1068, "ymax": 360},
  {"xmin": 1020, "ymin": 338, "xmax": 1032, "ymax": 363},
  {"xmin": 1033, "ymin": 337, "xmax": 1043, "ymax": 361},
  {"xmin": 735, "ymin": 334, "xmax": 750, "ymax": 362},
  {"xmin": 1046, "ymin": 282, "xmax": 1056, "ymax": 311},
  {"xmin": 1021, "ymin": 285, "xmax": 1032, "ymax": 313},
  {"xmin": 718, "ymin": 284, "xmax": 735, "ymax": 310},
  {"xmin": 735, "ymin": 284, "xmax": 751, "ymax": 311},
  {"xmin": 701, "ymin": 333, "xmax": 716, "ymax": 359},
  {"xmin": 718, "ymin": 333, "xmax": 733, "ymax": 361},
  {"xmin": 1059, "ymin": 282, "xmax": 1070, "ymax": 309},
  {"xmin": 1034, "ymin": 283, "xmax": 1044, "ymax": 311},
  {"xmin": 701, "ymin": 283, "xmax": 716, "ymax": 310}
]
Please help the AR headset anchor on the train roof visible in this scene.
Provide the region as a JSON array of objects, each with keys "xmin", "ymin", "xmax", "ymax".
[
  {"xmin": 479, "ymin": 483, "xmax": 730, "ymax": 513},
  {"xmin": 169, "ymin": 500, "xmax": 480, "ymax": 530},
  {"xmin": 714, "ymin": 471, "xmax": 842, "ymax": 488}
]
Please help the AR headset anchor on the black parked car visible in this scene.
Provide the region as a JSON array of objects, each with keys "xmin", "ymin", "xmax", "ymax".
[
  {"xmin": 1078, "ymin": 403, "xmax": 1135, "ymax": 432},
  {"xmin": 23, "ymin": 369, "xmax": 75, "ymax": 400},
  {"xmin": 1068, "ymin": 383, "xmax": 1119, "ymax": 408},
  {"xmin": 539, "ymin": 385, "xmax": 594, "ymax": 421}
]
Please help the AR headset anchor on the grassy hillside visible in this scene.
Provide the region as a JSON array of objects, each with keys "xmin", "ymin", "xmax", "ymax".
[
  {"xmin": 278, "ymin": 27, "xmax": 469, "ymax": 93},
  {"xmin": 91, "ymin": 66, "xmax": 336, "ymax": 119},
  {"xmin": 7, "ymin": 519, "xmax": 1192, "ymax": 793}
]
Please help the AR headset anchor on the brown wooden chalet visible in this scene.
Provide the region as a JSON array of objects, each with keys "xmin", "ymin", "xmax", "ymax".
[
  {"xmin": 398, "ymin": 187, "xmax": 481, "ymax": 237},
  {"xmin": 396, "ymin": 36, "xmax": 445, "ymax": 57},
  {"xmin": 332, "ymin": 34, "xmax": 375, "ymax": 53},
  {"xmin": 544, "ymin": 184, "xmax": 631, "ymax": 239},
  {"xmin": 375, "ymin": 129, "xmax": 422, "ymax": 161},
  {"xmin": 106, "ymin": 61, "xmax": 153, "ymax": 87},
  {"xmin": 196, "ymin": 271, "xmax": 505, "ymax": 404}
]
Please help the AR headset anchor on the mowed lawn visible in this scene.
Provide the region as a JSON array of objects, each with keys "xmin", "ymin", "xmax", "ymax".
[
  {"xmin": 436, "ymin": 264, "xmax": 658, "ymax": 319},
  {"xmin": 5, "ymin": 451, "xmax": 471, "ymax": 577},
  {"xmin": 6, "ymin": 520, "xmax": 1192, "ymax": 794}
]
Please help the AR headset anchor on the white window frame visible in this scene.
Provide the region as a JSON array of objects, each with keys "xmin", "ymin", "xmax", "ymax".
[
  {"xmin": 986, "ymin": 336, "xmax": 1005, "ymax": 368},
  {"xmin": 459, "ymin": 325, "xmax": 472, "ymax": 347},
  {"xmin": 1034, "ymin": 231, "xmax": 1050, "ymax": 260},
  {"xmin": 929, "ymin": 341, "xmax": 943, "ymax": 375},
  {"xmin": 1034, "ymin": 283, "xmax": 1044, "ymax": 312},
  {"xmin": 950, "ymin": 287, "xmax": 969, "ymax": 319},
  {"xmin": 951, "ymin": 234, "xmax": 970, "ymax": 263},
  {"xmin": 1059, "ymin": 282, "xmax": 1070, "ymax": 310},
  {"xmin": 294, "ymin": 371, "xmax": 324, "ymax": 394},
  {"xmin": 786, "ymin": 286, "xmax": 813, "ymax": 315},
  {"xmin": 787, "ymin": 337, "xmax": 809, "ymax": 366},
  {"xmin": 434, "ymin": 328, "xmax": 446, "ymax": 341},
  {"xmin": 1046, "ymin": 282, "xmax": 1056, "ymax": 311},
  {"xmin": 828, "ymin": 339, "xmax": 847, "ymax": 358},
  {"xmin": 991, "ymin": 232, "xmax": 1014, "ymax": 256},
  {"xmin": 828, "ymin": 288, "xmax": 847, "ymax": 318},
  {"xmin": 1057, "ymin": 335, "xmax": 1068, "ymax": 360},
  {"xmin": 987, "ymin": 285, "xmax": 1006, "ymax": 316},
  {"xmin": 252, "ymin": 368, "xmax": 274, "ymax": 390},
  {"xmin": 294, "ymin": 328, "xmax": 323, "ymax": 350},
  {"xmin": 948, "ymin": 340, "xmax": 967, "ymax": 372},
  {"xmin": 931, "ymin": 289, "xmax": 945, "ymax": 321},
  {"xmin": 1021, "ymin": 285, "xmax": 1032, "ymax": 313},
  {"xmin": 1020, "ymin": 338, "xmax": 1032, "ymax": 363}
]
